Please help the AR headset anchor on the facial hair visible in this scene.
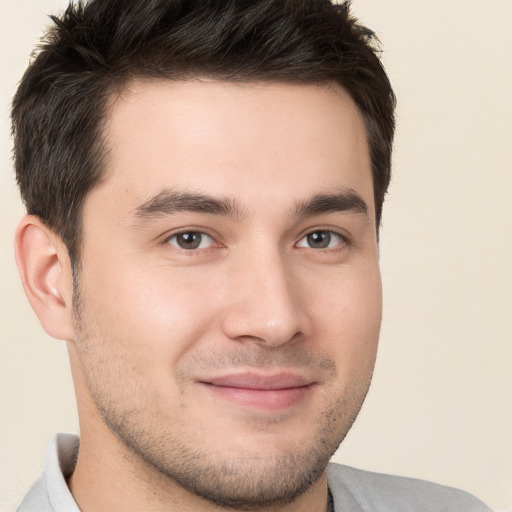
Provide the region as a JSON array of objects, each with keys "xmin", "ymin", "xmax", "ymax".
[{"xmin": 72, "ymin": 284, "xmax": 374, "ymax": 511}]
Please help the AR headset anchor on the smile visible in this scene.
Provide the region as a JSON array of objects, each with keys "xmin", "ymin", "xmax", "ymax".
[{"xmin": 198, "ymin": 372, "xmax": 316, "ymax": 411}]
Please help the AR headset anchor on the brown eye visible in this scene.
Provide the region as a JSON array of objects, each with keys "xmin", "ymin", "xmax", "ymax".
[
  {"xmin": 167, "ymin": 232, "xmax": 213, "ymax": 250},
  {"xmin": 297, "ymin": 231, "xmax": 344, "ymax": 249}
]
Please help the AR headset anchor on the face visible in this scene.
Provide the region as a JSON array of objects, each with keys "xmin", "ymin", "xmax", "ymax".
[{"xmin": 71, "ymin": 80, "xmax": 382, "ymax": 508}]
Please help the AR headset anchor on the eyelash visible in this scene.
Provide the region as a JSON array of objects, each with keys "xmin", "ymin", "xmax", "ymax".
[
  {"xmin": 164, "ymin": 228, "xmax": 347, "ymax": 252},
  {"xmin": 164, "ymin": 231, "xmax": 218, "ymax": 251},
  {"xmin": 296, "ymin": 230, "xmax": 347, "ymax": 250}
]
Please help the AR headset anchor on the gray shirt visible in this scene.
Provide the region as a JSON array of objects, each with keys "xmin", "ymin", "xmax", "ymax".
[{"xmin": 15, "ymin": 433, "xmax": 492, "ymax": 512}]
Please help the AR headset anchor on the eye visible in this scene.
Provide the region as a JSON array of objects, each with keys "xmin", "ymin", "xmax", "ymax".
[
  {"xmin": 166, "ymin": 231, "xmax": 215, "ymax": 250},
  {"xmin": 296, "ymin": 230, "xmax": 345, "ymax": 250}
]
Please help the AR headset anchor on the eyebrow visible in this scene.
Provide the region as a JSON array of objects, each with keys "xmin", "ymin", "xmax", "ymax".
[
  {"xmin": 293, "ymin": 190, "xmax": 369, "ymax": 219},
  {"xmin": 132, "ymin": 188, "xmax": 369, "ymax": 225},
  {"xmin": 133, "ymin": 190, "xmax": 245, "ymax": 222}
]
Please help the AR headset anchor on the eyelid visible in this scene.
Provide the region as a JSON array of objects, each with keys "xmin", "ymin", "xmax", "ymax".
[
  {"xmin": 168, "ymin": 232, "xmax": 213, "ymax": 250},
  {"xmin": 295, "ymin": 228, "xmax": 349, "ymax": 249},
  {"xmin": 162, "ymin": 227, "xmax": 223, "ymax": 250},
  {"xmin": 159, "ymin": 225, "xmax": 349, "ymax": 251}
]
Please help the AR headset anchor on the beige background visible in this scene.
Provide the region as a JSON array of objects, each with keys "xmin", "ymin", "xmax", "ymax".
[{"xmin": 1, "ymin": 0, "xmax": 510, "ymax": 510}]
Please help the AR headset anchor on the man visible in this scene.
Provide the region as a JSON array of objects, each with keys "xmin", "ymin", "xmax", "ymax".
[{"xmin": 11, "ymin": 0, "xmax": 491, "ymax": 511}]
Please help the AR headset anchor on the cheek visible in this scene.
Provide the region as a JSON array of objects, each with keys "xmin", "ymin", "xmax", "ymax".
[
  {"xmin": 310, "ymin": 263, "xmax": 382, "ymax": 367},
  {"xmin": 76, "ymin": 257, "xmax": 223, "ymax": 363}
]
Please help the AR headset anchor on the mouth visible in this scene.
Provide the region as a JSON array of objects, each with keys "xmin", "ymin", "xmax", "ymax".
[{"xmin": 197, "ymin": 372, "xmax": 316, "ymax": 411}]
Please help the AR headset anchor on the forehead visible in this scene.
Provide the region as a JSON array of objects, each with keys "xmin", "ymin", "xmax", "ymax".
[{"xmin": 97, "ymin": 79, "xmax": 373, "ymax": 216}]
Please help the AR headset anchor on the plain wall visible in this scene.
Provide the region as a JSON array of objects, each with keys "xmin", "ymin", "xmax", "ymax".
[{"xmin": 1, "ymin": 1, "xmax": 510, "ymax": 510}]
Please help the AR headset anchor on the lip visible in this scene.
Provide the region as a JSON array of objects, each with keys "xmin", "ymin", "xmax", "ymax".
[{"xmin": 198, "ymin": 372, "xmax": 316, "ymax": 411}]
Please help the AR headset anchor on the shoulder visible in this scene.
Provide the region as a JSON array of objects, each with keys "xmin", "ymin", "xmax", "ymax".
[
  {"xmin": 327, "ymin": 463, "xmax": 492, "ymax": 512},
  {"xmin": 14, "ymin": 475, "xmax": 52, "ymax": 512},
  {"xmin": 14, "ymin": 433, "xmax": 80, "ymax": 512}
]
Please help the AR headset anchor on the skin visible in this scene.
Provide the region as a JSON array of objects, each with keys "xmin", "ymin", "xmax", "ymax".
[{"xmin": 16, "ymin": 80, "xmax": 382, "ymax": 512}]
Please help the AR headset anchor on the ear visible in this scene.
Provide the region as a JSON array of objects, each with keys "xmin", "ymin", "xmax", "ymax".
[{"xmin": 14, "ymin": 215, "xmax": 75, "ymax": 341}]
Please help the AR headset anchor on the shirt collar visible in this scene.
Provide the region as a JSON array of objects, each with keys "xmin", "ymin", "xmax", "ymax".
[{"xmin": 44, "ymin": 433, "xmax": 81, "ymax": 512}]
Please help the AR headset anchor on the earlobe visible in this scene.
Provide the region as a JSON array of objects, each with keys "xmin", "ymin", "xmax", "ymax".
[{"xmin": 14, "ymin": 215, "xmax": 75, "ymax": 341}]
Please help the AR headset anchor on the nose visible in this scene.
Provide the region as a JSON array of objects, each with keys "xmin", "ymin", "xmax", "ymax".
[{"xmin": 220, "ymin": 248, "xmax": 312, "ymax": 347}]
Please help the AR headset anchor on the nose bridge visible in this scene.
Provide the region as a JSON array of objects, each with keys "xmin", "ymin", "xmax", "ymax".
[{"xmin": 221, "ymin": 242, "xmax": 309, "ymax": 346}]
